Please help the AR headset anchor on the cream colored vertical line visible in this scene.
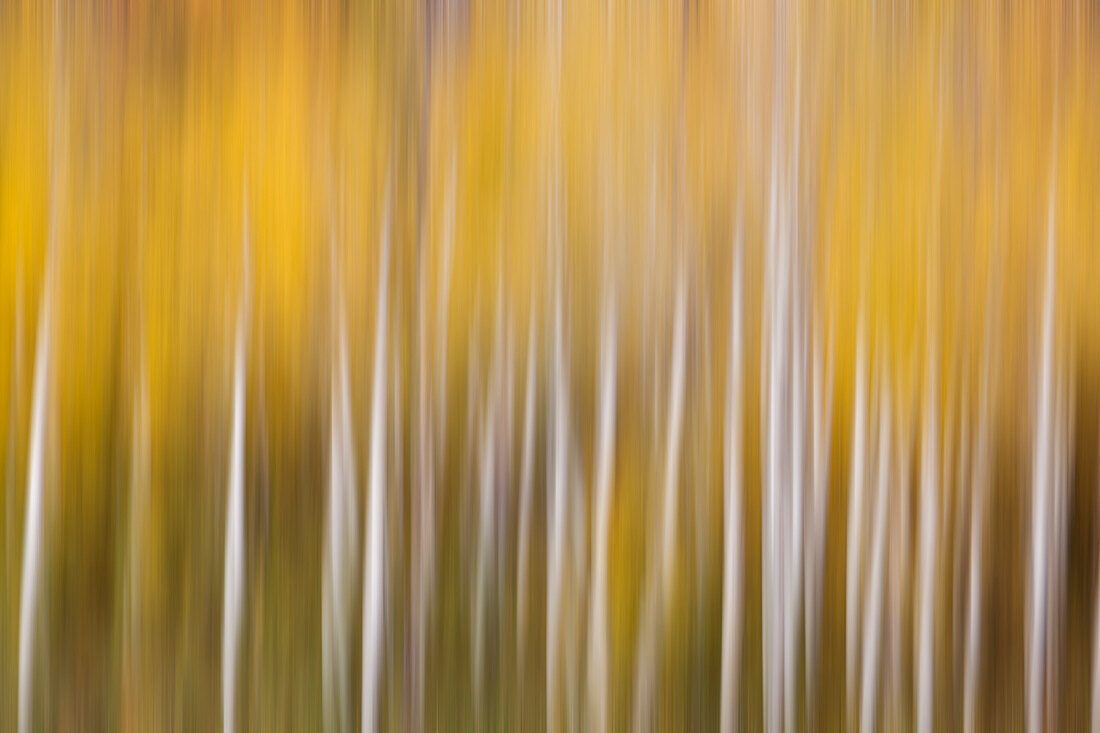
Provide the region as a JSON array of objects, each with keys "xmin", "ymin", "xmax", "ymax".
[
  {"xmin": 546, "ymin": 253, "xmax": 567, "ymax": 732},
  {"xmin": 1027, "ymin": 192, "xmax": 1056, "ymax": 733},
  {"xmin": 805, "ymin": 294, "xmax": 834, "ymax": 725},
  {"xmin": 18, "ymin": 4, "xmax": 65, "ymax": 727},
  {"xmin": 846, "ymin": 273, "xmax": 870, "ymax": 724},
  {"xmin": 632, "ymin": 258, "xmax": 688, "ymax": 730},
  {"xmin": 586, "ymin": 258, "xmax": 618, "ymax": 732},
  {"xmin": 763, "ymin": 128, "xmax": 787, "ymax": 733},
  {"xmin": 720, "ymin": 228, "xmax": 744, "ymax": 733},
  {"xmin": 222, "ymin": 198, "xmax": 250, "ymax": 733},
  {"xmin": 515, "ymin": 301, "xmax": 537, "ymax": 671},
  {"xmin": 962, "ymin": 262, "xmax": 998, "ymax": 733},
  {"xmin": 324, "ymin": 230, "xmax": 359, "ymax": 733},
  {"xmin": 860, "ymin": 366, "xmax": 892, "ymax": 733},
  {"xmin": 473, "ymin": 280, "xmax": 504, "ymax": 702},
  {"xmin": 546, "ymin": 0, "xmax": 566, "ymax": 724},
  {"xmin": 362, "ymin": 181, "xmax": 392, "ymax": 733},
  {"xmin": 917, "ymin": 268, "xmax": 939, "ymax": 733},
  {"xmin": 17, "ymin": 248, "xmax": 54, "ymax": 733}
]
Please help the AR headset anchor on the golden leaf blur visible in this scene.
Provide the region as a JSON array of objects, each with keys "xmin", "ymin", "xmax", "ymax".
[{"xmin": 1, "ymin": 0, "xmax": 1099, "ymax": 729}]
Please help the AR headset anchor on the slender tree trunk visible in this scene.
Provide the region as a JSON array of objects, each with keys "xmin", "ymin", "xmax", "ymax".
[
  {"xmin": 917, "ymin": 286, "xmax": 939, "ymax": 733},
  {"xmin": 362, "ymin": 188, "xmax": 392, "ymax": 733},
  {"xmin": 222, "ymin": 205, "xmax": 250, "ymax": 733},
  {"xmin": 1028, "ymin": 204, "xmax": 1057, "ymax": 733},
  {"xmin": 17, "ymin": 256, "xmax": 54, "ymax": 733},
  {"xmin": 473, "ymin": 285, "xmax": 504, "ymax": 700},
  {"xmin": 805, "ymin": 304, "xmax": 832, "ymax": 724},
  {"xmin": 586, "ymin": 267, "xmax": 618, "ymax": 731},
  {"xmin": 516, "ymin": 304, "xmax": 537, "ymax": 670},
  {"xmin": 633, "ymin": 262, "xmax": 688, "ymax": 729},
  {"xmin": 324, "ymin": 264, "xmax": 359, "ymax": 732},
  {"xmin": 720, "ymin": 234, "xmax": 744, "ymax": 733},
  {"xmin": 860, "ymin": 370, "xmax": 892, "ymax": 733},
  {"xmin": 962, "ymin": 272, "xmax": 997, "ymax": 733},
  {"xmin": 846, "ymin": 302, "xmax": 869, "ymax": 721}
]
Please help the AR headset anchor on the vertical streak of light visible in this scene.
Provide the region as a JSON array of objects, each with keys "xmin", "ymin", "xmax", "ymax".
[
  {"xmin": 222, "ymin": 202, "xmax": 250, "ymax": 733},
  {"xmin": 846, "ymin": 291, "xmax": 870, "ymax": 722},
  {"xmin": 963, "ymin": 267, "xmax": 996, "ymax": 733},
  {"xmin": 917, "ymin": 275, "xmax": 939, "ymax": 733},
  {"xmin": 363, "ymin": 185, "xmax": 392, "ymax": 733},
  {"xmin": 587, "ymin": 263, "xmax": 618, "ymax": 732},
  {"xmin": 785, "ymin": 39, "xmax": 805, "ymax": 732},
  {"xmin": 324, "ymin": 251, "xmax": 359, "ymax": 732},
  {"xmin": 412, "ymin": 175, "xmax": 435, "ymax": 732},
  {"xmin": 1028, "ymin": 195, "xmax": 1056, "ymax": 733},
  {"xmin": 764, "ymin": 129, "xmax": 791, "ymax": 733},
  {"xmin": 660, "ymin": 265, "xmax": 689, "ymax": 613},
  {"xmin": 18, "ymin": 5, "xmax": 65, "ymax": 723},
  {"xmin": 17, "ymin": 253, "xmax": 53, "ymax": 733},
  {"xmin": 547, "ymin": 259, "xmax": 567, "ymax": 731},
  {"xmin": 546, "ymin": 0, "xmax": 565, "ymax": 721},
  {"xmin": 632, "ymin": 260, "xmax": 688, "ymax": 729},
  {"xmin": 473, "ymin": 281, "xmax": 503, "ymax": 701},
  {"xmin": 805, "ymin": 296, "xmax": 833, "ymax": 724},
  {"xmin": 516, "ymin": 302, "xmax": 537, "ymax": 670},
  {"xmin": 860, "ymin": 368, "xmax": 892, "ymax": 733},
  {"xmin": 720, "ymin": 231, "xmax": 744, "ymax": 733}
]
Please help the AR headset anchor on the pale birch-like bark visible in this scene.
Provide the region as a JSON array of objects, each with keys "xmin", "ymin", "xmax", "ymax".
[
  {"xmin": 763, "ymin": 136, "xmax": 791, "ymax": 733},
  {"xmin": 805, "ymin": 305, "xmax": 833, "ymax": 722},
  {"xmin": 917, "ymin": 284, "xmax": 939, "ymax": 733},
  {"xmin": 846, "ymin": 302, "xmax": 870, "ymax": 719},
  {"xmin": 720, "ymin": 235, "xmax": 745, "ymax": 733},
  {"xmin": 632, "ymin": 263, "xmax": 688, "ymax": 729},
  {"xmin": 860, "ymin": 371, "xmax": 892, "ymax": 733},
  {"xmin": 546, "ymin": 270, "xmax": 568, "ymax": 731},
  {"xmin": 962, "ymin": 275, "xmax": 997, "ymax": 733},
  {"xmin": 586, "ymin": 268, "xmax": 618, "ymax": 732},
  {"xmin": 222, "ymin": 207, "xmax": 250, "ymax": 733},
  {"xmin": 515, "ymin": 304, "xmax": 537, "ymax": 667},
  {"xmin": 17, "ymin": 257, "xmax": 54, "ymax": 733},
  {"xmin": 1027, "ymin": 202, "xmax": 1056, "ymax": 733},
  {"xmin": 473, "ymin": 284, "xmax": 504, "ymax": 699},
  {"xmin": 362, "ymin": 190, "xmax": 392, "ymax": 733},
  {"xmin": 324, "ymin": 276, "xmax": 359, "ymax": 733},
  {"xmin": 545, "ymin": 0, "xmax": 565, "ymax": 721},
  {"xmin": 19, "ymin": 18, "xmax": 64, "ymax": 724}
]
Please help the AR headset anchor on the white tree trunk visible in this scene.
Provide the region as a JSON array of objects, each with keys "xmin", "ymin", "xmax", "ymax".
[
  {"xmin": 362, "ymin": 193, "xmax": 391, "ymax": 733},
  {"xmin": 860, "ymin": 372, "xmax": 892, "ymax": 733},
  {"xmin": 917, "ymin": 298, "xmax": 939, "ymax": 733},
  {"xmin": 1027, "ymin": 205, "xmax": 1056, "ymax": 733},
  {"xmin": 222, "ymin": 210, "xmax": 250, "ymax": 733},
  {"xmin": 17, "ymin": 258, "xmax": 54, "ymax": 733},
  {"xmin": 805, "ymin": 307, "xmax": 833, "ymax": 722},
  {"xmin": 473, "ymin": 286, "xmax": 504, "ymax": 698},
  {"xmin": 515, "ymin": 305, "xmax": 537, "ymax": 668},
  {"xmin": 547, "ymin": 268, "xmax": 568, "ymax": 731},
  {"xmin": 633, "ymin": 263, "xmax": 688, "ymax": 729},
  {"xmin": 720, "ymin": 237, "xmax": 744, "ymax": 733},
  {"xmin": 763, "ymin": 138, "xmax": 791, "ymax": 733},
  {"xmin": 962, "ymin": 285, "xmax": 996, "ymax": 733},
  {"xmin": 324, "ymin": 289, "xmax": 359, "ymax": 732},
  {"xmin": 586, "ymin": 270, "xmax": 618, "ymax": 732},
  {"xmin": 846, "ymin": 306, "xmax": 869, "ymax": 719}
]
